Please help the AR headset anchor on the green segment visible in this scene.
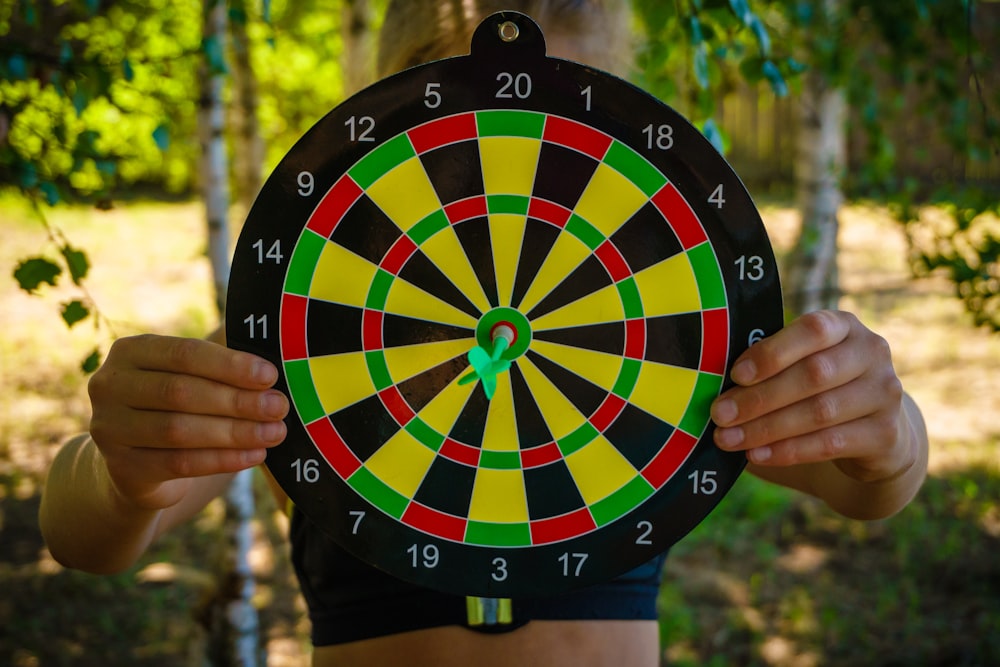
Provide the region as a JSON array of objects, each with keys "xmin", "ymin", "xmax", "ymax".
[
  {"xmin": 565, "ymin": 214, "xmax": 606, "ymax": 251},
  {"xmin": 348, "ymin": 133, "xmax": 416, "ymax": 189},
  {"xmin": 349, "ymin": 467, "xmax": 409, "ymax": 519},
  {"xmin": 465, "ymin": 520, "xmax": 532, "ymax": 547},
  {"xmin": 612, "ymin": 358, "xmax": 642, "ymax": 398},
  {"xmin": 616, "ymin": 278, "xmax": 644, "ymax": 319},
  {"xmin": 487, "ymin": 194, "xmax": 530, "ymax": 216},
  {"xmin": 604, "ymin": 141, "xmax": 668, "ymax": 197},
  {"xmin": 479, "ymin": 449, "xmax": 522, "ymax": 470},
  {"xmin": 405, "ymin": 418, "xmax": 444, "ymax": 452},
  {"xmin": 284, "ymin": 229, "xmax": 325, "ymax": 296},
  {"xmin": 590, "ymin": 476, "xmax": 655, "ymax": 526},
  {"xmin": 365, "ymin": 269, "xmax": 393, "ymax": 310},
  {"xmin": 476, "ymin": 110, "xmax": 545, "ymax": 139},
  {"xmin": 557, "ymin": 422, "xmax": 599, "ymax": 457},
  {"xmin": 409, "ymin": 209, "xmax": 449, "ymax": 245},
  {"xmin": 284, "ymin": 359, "xmax": 325, "ymax": 424},
  {"xmin": 688, "ymin": 243, "xmax": 727, "ymax": 309},
  {"xmin": 365, "ymin": 351, "xmax": 393, "ymax": 391},
  {"xmin": 679, "ymin": 372, "xmax": 724, "ymax": 436}
]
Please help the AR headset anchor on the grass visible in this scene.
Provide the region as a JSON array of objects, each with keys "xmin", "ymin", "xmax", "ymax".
[{"xmin": 1, "ymin": 197, "xmax": 998, "ymax": 666}]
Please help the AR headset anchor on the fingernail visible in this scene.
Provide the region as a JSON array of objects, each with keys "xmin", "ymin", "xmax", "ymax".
[
  {"xmin": 261, "ymin": 391, "xmax": 288, "ymax": 417},
  {"xmin": 732, "ymin": 360, "xmax": 756, "ymax": 385},
  {"xmin": 253, "ymin": 360, "xmax": 278, "ymax": 384},
  {"xmin": 749, "ymin": 446, "xmax": 772, "ymax": 463},
  {"xmin": 716, "ymin": 426, "xmax": 744, "ymax": 449},
  {"xmin": 257, "ymin": 420, "xmax": 286, "ymax": 443},
  {"xmin": 712, "ymin": 398, "xmax": 738, "ymax": 425},
  {"xmin": 241, "ymin": 448, "xmax": 268, "ymax": 466}
]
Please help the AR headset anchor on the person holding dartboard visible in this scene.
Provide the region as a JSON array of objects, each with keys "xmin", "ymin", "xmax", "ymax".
[{"xmin": 41, "ymin": 2, "xmax": 928, "ymax": 666}]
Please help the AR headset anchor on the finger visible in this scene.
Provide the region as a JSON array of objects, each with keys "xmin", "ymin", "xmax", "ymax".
[
  {"xmin": 108, "ymin": 334, "xmax": 278, "ymax": 389},
  {"xmin": 111, "ymin": 369, "xmax": 289, "ymax": 420},
  {"xmin": 729, "ymin": 311, "xmax": 854, "ymax": 386},
  {"xmin": 92, "ymin": 407, "xmax": 287, "ymax": 451},
  {"xmin": 122, "ymin": 446, "xmax": 270, "ymax": 484},
  {"xmin": 735, "ymin": 413, "xmax": 899, "ymax": 469}
]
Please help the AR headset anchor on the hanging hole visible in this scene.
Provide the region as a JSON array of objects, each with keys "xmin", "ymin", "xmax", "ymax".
[{"xmin": 498, "ymin": 21, "xmax": 519, "ymax": 42}]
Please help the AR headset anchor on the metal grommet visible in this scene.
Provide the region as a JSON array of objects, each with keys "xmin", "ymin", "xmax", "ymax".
[{"xmin": 498, "ymin": 20, "xmax": 519, "ymax": 42}]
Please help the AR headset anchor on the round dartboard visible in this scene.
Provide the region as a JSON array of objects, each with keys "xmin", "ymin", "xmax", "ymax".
[{"xmin": 226, "ymin": 12, "xmax": 782, "ymax": 598}]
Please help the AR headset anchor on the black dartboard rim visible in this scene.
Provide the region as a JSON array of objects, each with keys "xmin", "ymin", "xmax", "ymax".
[{"xmin": 226, "ymin": 12, "xmax": 783, "ymax": 598}]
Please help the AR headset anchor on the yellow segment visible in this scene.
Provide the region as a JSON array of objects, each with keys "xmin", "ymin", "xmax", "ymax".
[
  {"xmin": 309, "ymin": 243, "xmax": 378, "ymax": 307},
  {"xmin": 564, "ymin": 435, "xmax": 638, "ymax": 504},
  {"xmin": 480, "ymin": 137, "xmax": 540, "ymax": 196},
  {"xmin": 573, "ymin": 163, "xmax": 648, "ymax": 237},
  {"xmin": 481, "ymin": 373, "xmax": 518, "ymax": 452},
  {"xmin": 416, "ymin": 377, "xmax": 475, "ymax": 437},
  {"xmin": 517, "ymin": 356, "xmax": 586, "ymax": 441},
  {"xmin": 516, "ymin": 231, "xmax": 592, "ymax": 314},
  {"xmin": 632, "ymin": 253, "xmax": 701, "ymax": 316},
  {"xmin": 383, "ymin": 339, "xmax": 473, "ymax": 385},
  {"xmin": 309, "ymin": 352, "xmax": 377, "ymax": 414},
  {"xmin": 366, "ymin": 157, "xmax": 441, "ymax": 231},
  {"xmin": 468, "ymin": 468, "xmax": 529, "ymax": 523},
  {"xmin": 489, "ymin": 214, "xmax": 527, "ymax": 307},
  {"xmin": 530, "ymin": 282, "xmax": 625, "ymax": 330},
  {"xmin": 529, "ymin": 340, "xmax": 621, "ymax": 395},
  {"xmin": 384, "ymin": 277, "xmax": 479, "ymax": 328},
  {"xmin": 629, "ymin": 361, "xmax": 699, "ymax": 426},
  {"xmin": 419, "ymin": 228, "xmax": 491, "ymax": 313},
  {"xmin": 364, "ymin": 429, "xmax": 436, "ymax": 498}
]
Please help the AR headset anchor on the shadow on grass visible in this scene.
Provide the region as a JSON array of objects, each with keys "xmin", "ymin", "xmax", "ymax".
[{"xmin": 658, "ymin": 462, "xmax": 1000, "ymax": 666}]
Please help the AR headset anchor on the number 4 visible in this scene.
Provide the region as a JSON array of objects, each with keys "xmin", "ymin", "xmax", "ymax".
[{"xmin": 708, "ymin": 184, "xmax": 725, "ymax": 209}]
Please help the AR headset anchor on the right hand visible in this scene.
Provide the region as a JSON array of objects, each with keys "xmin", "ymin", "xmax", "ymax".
[{"xmin": 87, "ymin": 334, "xmax": 289, "ymax": 511}]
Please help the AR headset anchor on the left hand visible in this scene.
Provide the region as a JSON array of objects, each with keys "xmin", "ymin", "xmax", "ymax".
[{"xmin": 711, "ymin": 310, "xmax": 915, "ymax": 482}]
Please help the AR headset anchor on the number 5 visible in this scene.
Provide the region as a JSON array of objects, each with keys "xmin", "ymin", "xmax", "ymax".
[{"xmin": 424, "ymin": 82, "xmax": 442, "ymax": 109}]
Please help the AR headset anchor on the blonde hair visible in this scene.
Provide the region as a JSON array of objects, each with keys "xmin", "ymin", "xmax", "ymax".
[{"xmin": 377, "ymin": 0, "xmax": 632, "ymax": 79}]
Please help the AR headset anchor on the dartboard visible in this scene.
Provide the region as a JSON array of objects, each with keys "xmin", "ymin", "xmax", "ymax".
[{"xmin": 226, "ymin": 12, "xmax": 782, "ymax": 598}]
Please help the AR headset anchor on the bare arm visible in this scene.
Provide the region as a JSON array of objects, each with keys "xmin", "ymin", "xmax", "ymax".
[
  {"xmin": 711, "ymin": 311, "xmax": 929, "ymax": 520},
  {"xmin": 39, "ymin": 334, "xmax": 288, "ymax": 574}
]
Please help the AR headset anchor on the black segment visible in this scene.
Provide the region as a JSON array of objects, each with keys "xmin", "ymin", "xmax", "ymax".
[
  {"xmin": 419, "ymin": 140, "xmax": 485, "ymax": 204},
  {"xmin": 397, "ymin": 356, "xmax": 469, "ymax": 414},
  {"xmin": 306, "ymin": 301, "xmax": 364, "ymax": 357},
  {"xmin": 609, "ymin": 202, "xmax": 684, "ymax": 273},
  {"xmin": 510, "ymin": 363, "xmax": 553, "ymax": 448},
  {"xmin": 604, "ymin": 403, "xmax": 676, "ymax": 470},
  {"xmin": 525, "ymin": 350, "xmax": 607, "ymax": 417},
  {"xmin": 510, "ymin": 218, "xmax": 561, "ymax": 309},
  {"xmin": 453, "ymin": 217, "xmax": 500, "ymax": 308},
  {"xmin": 413, "ymin": 456, "xmax": 477, "ymax": 517},
  {"xmin": 448, "ymin": 386, "xmax": 490, "ymax": 448},
  {"xmin": 329, "ymin": 397, "xmax": 399, "ymax": 462},
  {"xmin": 533, "ymin": 321, "xmax": 625, "ymax": 356},
  {"xmin": 382, "ymin": 312, "xmax": 474, "ymax": 348},
  {"xmin": 331, "ymin": 195, "xmax": 403, "ymax": 263},
  {"xmin": 644, "ymin": 312, "xmax": 703, "ymax": 369},
  {"xmin": 526, "ymin": 254, "xmax": 614, "ymax": 320},
  {"xmin": 398, "ymin": 250, "xmax": 483, "ymax": 319},
  {"xmin": 524, "ymin": 460, "xmax": 586, "ymax": 520},
  {"xmin": 531, "ymin": 142, "xmax": 599, "ymax": 209}
]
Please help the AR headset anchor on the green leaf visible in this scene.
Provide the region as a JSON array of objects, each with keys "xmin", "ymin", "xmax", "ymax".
[
  {"xmin": 122, "ymin": 58, "xmax": 135, "ymax": 82},
  {"xmin": 60, "ymin": 245, "xmax": 90, "ymax": 285},
  {"xmin": 202, "ymin": 35, "xmax": 228, "ymax": 75},
  {"xmin": 7, "ymin": 54, "xmax": 28, "ymax": 80},
  {"xmin": 61, "ymin": 300, "xmax": 90, "ymax": 328},
  {"xmin": 694, "ymin": 44, "xmax": 710, "ymax": 90},
  {"xmin": 81, "ymin": 348, "xmax": 102, "ymax": 374},
  {"xmin": 152, "ymin": 124, "xmax": 170, "ymax": 150},
  {"xmin": 14, "ymin": 258, "xmax": 62, "ymax": 293},
  {"xmin": 762, "ymin": 60, "xmax": 788, "ymax": 97},
  {"xmin": 40, "ymin": 182, "xmax": 61, "ymax": 206}
]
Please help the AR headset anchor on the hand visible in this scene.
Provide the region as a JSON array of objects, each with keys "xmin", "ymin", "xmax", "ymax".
[
  {"xmin": 711, "ymin": 310, "xmax": 916, "ymax": 483},
  {"xmin": 87, "ymin": 334, "xmax": 289, "ymax": 511}
]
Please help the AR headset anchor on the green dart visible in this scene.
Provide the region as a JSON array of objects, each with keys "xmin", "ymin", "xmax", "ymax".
[{"xmin": 459, "ymin": 326, "xmax": 514, "ymax": 400}]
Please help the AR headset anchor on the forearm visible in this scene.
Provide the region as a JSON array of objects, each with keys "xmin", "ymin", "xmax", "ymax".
[
  {"xmin": 748, "ymin": 393, "xmax": 929, "ymax": 520},
  {"xmin": 40, "ymin": 434, "xmax": 165, "ymax": 574}
]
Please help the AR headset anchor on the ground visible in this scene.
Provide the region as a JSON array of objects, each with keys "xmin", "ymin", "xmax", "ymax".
[{"xmin": 0, "ymin": 196, "xmax": 997, "ymax": 666}]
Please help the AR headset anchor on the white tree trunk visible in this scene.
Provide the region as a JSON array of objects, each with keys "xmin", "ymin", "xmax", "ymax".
[
  {"xmin": 228, "ymin": 0, "xmax": 263, "ymax": 217},
  {"xmin": 341, "ymin": 0, "xmax": 376, "ymax": 95}
]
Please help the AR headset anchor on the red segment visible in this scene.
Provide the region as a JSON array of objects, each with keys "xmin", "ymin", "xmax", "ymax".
[
  {"xmin": 652, "ymin": 184, "xmax": 707, "ymax": 249},
  {"xmin": 700, "ymin": 308, "xmax": 729, "ymax": 374},
  {"xmin": 440, "ymin": 438, "xmax": 481, "ymax": 467},
  {"xmin": 306, "ymin": 418, "xmax": 361, "ymax": 479},
  {"xmin": 306, "ymin": 176, "xmax": 363, "ymax": 238},
  {"xmin": 445, "ymin": 196, "xmax": 488, "ymax": 224},
  {"xmin": 379, "ymin": 386, "xmax": 415, "ymax": 426},
  {"xmin": 624, "ymin": 319, "xmax": 646, "ymax": 360},
  {"xmin": 362, "ymin": 309, "xmax": 384, "ymax": 351},
  {"xmin": 408, "ymin": 113, "xmax": 478, "ymax": 154},
  {"xmin": 381, "ymin": 235, "xmax": 418, "ymax": 275},
  {"xmin": 641, "ymin": 430, "xmax": 698, "ymax": 489},
  {"xmin": 403, "ymin": 502, "xmax": 468, "ymax": 542},
  {"xmin": 528, "ymin": 197, "xmax": 571, "ymax": 228},
  {"xmin": 595, "ymin": 241, "xmax": 631, "ymax": 283},
  {"xmin": 530, "ymin": 508, "xmax": 597, "ymax": 545},
  {"xmin": 280, "ymin": 293, "xmax": 309, "ymax": 361},
  {"xmin": 590, "ymin": 394, "xmax": 627, "ymax": 432},
  {"xmin": 520, "ymin": 442, "xmax": 562, "ymax": 469},
  {"xmin": 542, "ymin": 116, "xmax": 612, "ymax": 160}
]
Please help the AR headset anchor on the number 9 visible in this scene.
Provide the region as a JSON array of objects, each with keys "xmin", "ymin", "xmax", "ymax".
[{"xmin": 297, "ymin": 171, "xmax": 315, "ymax": 197}]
